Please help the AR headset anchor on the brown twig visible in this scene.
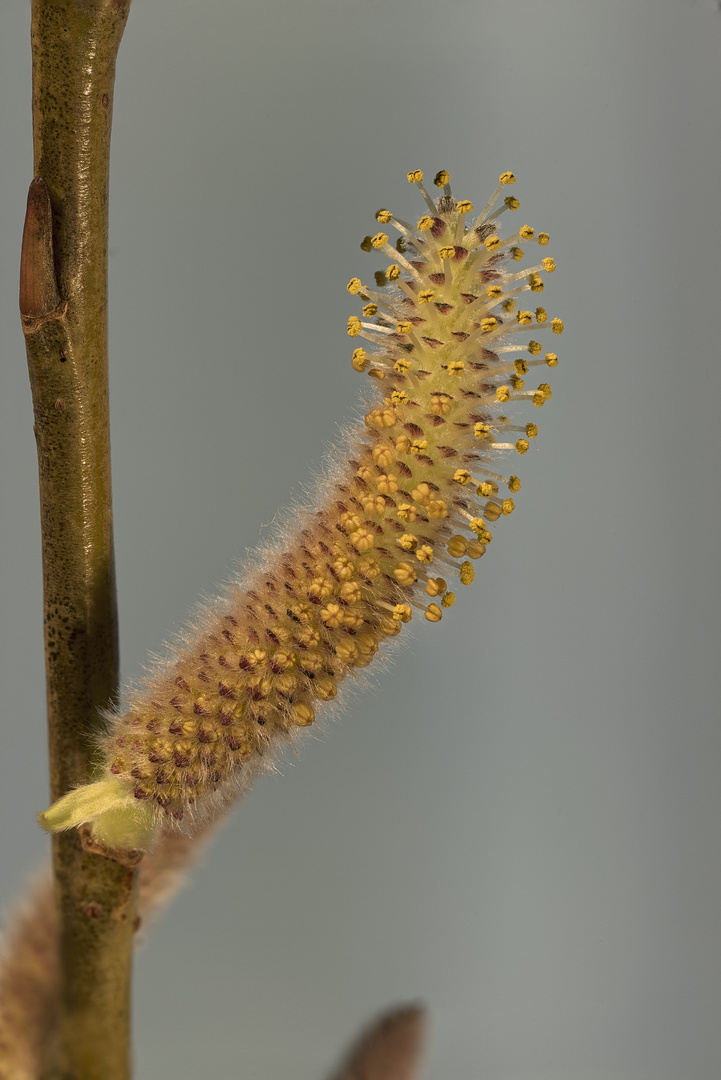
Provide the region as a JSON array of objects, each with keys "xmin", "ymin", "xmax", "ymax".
[{"xmin": 20, "ymin": 2, "xmax": 134, "ymax": 1076}]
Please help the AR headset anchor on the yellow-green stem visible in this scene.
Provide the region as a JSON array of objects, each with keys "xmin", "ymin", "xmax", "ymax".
[{"xmin": 21, "ymin": 2, "xmax": 135, "ymax": 1077}]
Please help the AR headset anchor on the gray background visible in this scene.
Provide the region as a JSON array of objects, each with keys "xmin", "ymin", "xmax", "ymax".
[{"xmin": 1, "ymin": 1, "xmax": 720, "ymax": 1078}]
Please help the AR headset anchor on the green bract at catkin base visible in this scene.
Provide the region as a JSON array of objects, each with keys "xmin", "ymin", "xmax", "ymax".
[{"xmin": 38, "ymin": 169, "xmax": 562, "ymax": 852}]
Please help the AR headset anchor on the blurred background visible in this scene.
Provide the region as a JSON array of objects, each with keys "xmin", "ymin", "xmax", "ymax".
[{"xmin": 1, "ymin": 1, "xmax": 720, "ymax": 1078}]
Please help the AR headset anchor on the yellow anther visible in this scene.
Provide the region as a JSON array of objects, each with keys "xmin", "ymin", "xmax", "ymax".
[
  {"xmin": 410, "ymin": 439, "xmax": 428, "ymax": 454},
  {"xmin": 417, "ymin": 215, "xmax": 434, "ymax": 231},
  {"xmin": 320, "ymin": 603, "xmax": 343, "ymax": 629},
  {"xmin": 454, "ymin": 469, "xmax": 472, "ymax": 485},
  {"xmin": 347, "ymin": 278, "xmax": 363, "ymax": 294},
  {"xmin": 466, "ymin": 541, "xmax": 485, "ymax": 559},
  {"xmin": 529, "ymin": 274, "xmax": 544, "ymax": 293},
  {"xmin": 519, "ymin": 225, "xmax": 535, "ymax": 240},
  {"xmin": 484, "ymin": 235, "xmax": 502, "ymax": 251},
  {"xmin": 395, "ymin": 434, "xmax": 411, "ymax": 453},
  {"xmin": 504, "ymin": 196, "xmax": 520, "ymax": 210},
  {"xmin": 397, "ymin": 504, "xmax": 417, "ymax": 523},
  {"xmin": 411, "ymin": 482, "xmax": 432, "ymax": 505},
  {"xmin": 314, "ymin": 678, "xmax": 338, "ymax": 702},
  {"xmin": 398, "ymin": 533, "xmax": 417, "ymax": 551},
  {"xmin": 270, "ymin": 623, "xmax": 292, "ymax": 647},
  {"xmin": 288, "ymin": 602, "xmax": 312, "ymax": 624},
  {"xmin": 469, "ymin": 519, "xmax": 493, "ymax": 542},
  {"xmin": 291, "ymin": 702, "xmax": 315, "ymax": 727},
  {"xmin": 447, "ymin": 535, "xmax": 468, "ymax": 558},
  {"xmin": 372, "ymin": 445, "xmax": 394, "ymax": 468},
  {"xmin": 362, "ymin": 303, "xmax": 378, "ymax": 317},
  {"xmin": 347, "ymin": 316, "xmax": 362, "ymax": 337},
  {"xmin": 499, "ymin": 171, "xmax": 516, "ymax": 185},
  {"xmin": 509, "ymin": 246, "xmax": 524, "ymax": 261},
  {"xmin": 407, "ymin": 170, "xmax": 424, "ymax": 183},
  {"xmin": 526, "ymin": 422, "xmax": 538, "ymax": 439},
  {"xmin": 502, "ymin": 299, "xmax": 516, "ymax": 313},
  {"xmin": 415, "ymin": 545, "xmax": 434, "ymax": 564},
  {"xmin": 515, "ymin": 439, "xmax": 529, "ymax": 455},
  {"xmin": 375, "ymin": 472, "xmax": 399, "ymax": 494},
  {"xmin": 394, "ymin": 357, "xmax": 412, "ymax": 374},
  {"xmin": 424, "ymin": 604, "xmax": 443, "ymax": 623},
  {"xmin": 517, "ymin": 310, "xmax": 533, "ymax": 325},
  {"xmin": 396, "ymin": 321, "xmax": 412, "ymax": 334},
  {"xmin": 337, "ymin": 639, "xmax": 361, "ymax": 663},
  {"xmin": 527, "ymin": 340, "xmax": 542, "ymax": 355},
  {"xmin": 376, "ymin": 208, "xmax": 393, "ymax": 223},
  {"xmin": 333, "ymin": 557, "xmax": 355, "ymax": 581},
  {"xmin": 476, "ymin": 481, "xmax": 495, "ymax": 498},
  {"xmin": 460, "ymin": 561, "xmax": 475, "ymax": 585},
  {"xmin": 538, "ymin": 382, "xmax": 552, "ymax": 400},
  {"xmin": 361, "ymin": 493, "xmax": 387, "ymax": 515},
  {"xmin": 502, "ymin": 498, "xmax": 515, "ymax": 516},
  {"xmin": 542, "ymin": 257, "xmax": 556, "ymax": 272},
  {"xmin": 356, "ymin": 634, "xmax": 379, "ymax": 659},
  {"xmin": 430, "ymin": 394, "xmax": 451, "ymax": 415},
  {"xmin": 441, "ymin": 592, "xmax": 456, "ymax": 609},
  {"xmin": 393, "ymin": 603, "xmax": 413, "ymax": 623},
  {"xmin": 484, "ymin": 502, "xmax": 501, "ymax": 522},
  {"xmin": 545, "ymin": 352, "xmax": 559, "ymax": 367},
  {"xmin": 481, "ymin": 317, "xmax": 498, "ymax": 333},
  {"xmin": 360, "ymin": 236, "xmax": 373, "ymax": 252},
  {"xmin": 343, "ymin": 609, "xmax": 362, "ymax": 630},
  {"xmin": 297, "ymin": 653, "xmax": 324, "ymax": 675},
  {"xmin": 358, "ymin": 555, "xmax": 381, "ymax": 578},
  {"xmin": 439, "ymin": 246, "xmax": 456, "ymax": 259},
  {"xmin": 448, "ymin": 360, "xmax": 465, "ymax": 375},
  {"xmin": 371, "ymin": 232, "xmax": 388, "ymax": 249},
  {"xmin": 352, "ymin": 347, "xmax": 368, "ymax": 372},
  {"xmin": 427, "ymin": 499, "xmax": 449, "ymax": 520},
  {"xmin": 386, "ymin": 264, "xmax": 401, "ymax": 280},
  {"xmin": 508, "ymin": 475, "xmax": 521, "ymax": 493},
  {"xmin": 393, "ymin": 561, "xmax": 417, "ymax": 586},
  {"xmin": 535, "ymin": 307, "xmax": 547, "ymax": 323},
  {"xmin": 510, "ymin": 374, "xmax": 525, "ymax": 391},
  {"xmin": 248, "ymin": 673, "xmax": 272, "ymax": 698},
  {"xmin": 551, "ymin": 318, "xmax": 564, "ymax": 335},
  {"xmin": 487, "ymin": 284, "xmax": 503, "ymax": 300},
  {"xmin": 365, "ymin": 407, "xmax": 396, "ymax": 429},
  {"xmin": 496, "ymin": 386, "xmax": 511, "ymax": 403},
  {"xmin": 433, "ymin": 169, "xmax": 450, "ymax": 187},
  {"xmin": 425, "ymin": 577, "xmax": 447, "ymax": 597},
  {"xmin": 308, "ymin": 576, "xmax": 334, "ymax": 601},
  {"xmin": 538, "ymin": 232, "xmax": 550, "ymax": 245},
  {"xmin": 514, "ymin": 358, "xmax": 529, "ymax": 375},
  {"xmin": 350, "ymin": 528, "xmax": 376, "ymax": 552},
  {"xmin": 473, "ymin": 422, "xmax": 490, "ymax": 441},
  {"xmin": 418, "ymin": 289, "xmax": 435, "ymax": 303},
  {"xmin": 456, "ymin": 200, "xmax": 474, "ymax": 213}
]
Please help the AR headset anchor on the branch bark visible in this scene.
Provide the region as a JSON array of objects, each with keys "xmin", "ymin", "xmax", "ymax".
[{"xmin": 20, "ymin": 2, "xmax": 134, "ymax": 1076}]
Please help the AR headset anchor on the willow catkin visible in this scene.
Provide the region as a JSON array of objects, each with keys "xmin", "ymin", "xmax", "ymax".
[{"xmin": 38, "ymin": 168, "xmax": 562, "ymax": 851}]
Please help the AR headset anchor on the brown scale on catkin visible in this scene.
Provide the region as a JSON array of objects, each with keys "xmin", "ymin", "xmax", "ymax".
[{"xmin": 38, "ymin": 168, "xmax": 561, "ymax": 848}]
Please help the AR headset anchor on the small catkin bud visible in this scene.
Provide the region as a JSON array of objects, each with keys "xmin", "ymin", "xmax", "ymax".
[{"xmin": 38, "ymin": 167, "xmax": 561, "ymax": 850}]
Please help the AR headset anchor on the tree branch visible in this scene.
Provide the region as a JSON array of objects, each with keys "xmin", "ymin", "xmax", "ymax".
[{"xmin": 20, "ymin": 2, "xmax": 134, "ymax": 1076}]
